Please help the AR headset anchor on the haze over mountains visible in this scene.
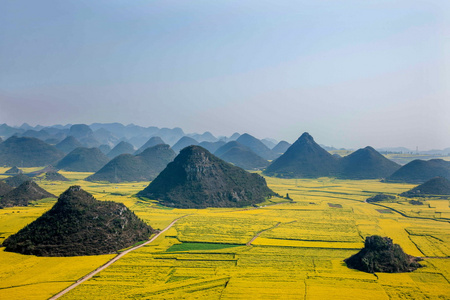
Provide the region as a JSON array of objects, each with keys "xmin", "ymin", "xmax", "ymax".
[{"xmin": 86, "ymin": 144, "xmax": 176, "ymax": 183}]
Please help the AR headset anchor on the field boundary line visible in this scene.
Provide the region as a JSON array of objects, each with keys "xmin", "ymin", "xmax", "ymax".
[
  {"xmin": 246, "ymin": 222, "xmax": 281, "ymax": 246},
  {"xmin": 49, "ymin": 214, "xmax": 190, "ymax": 300}
]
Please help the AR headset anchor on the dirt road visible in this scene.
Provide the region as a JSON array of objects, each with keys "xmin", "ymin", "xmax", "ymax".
[{"xmin": 49, "ymin": 216, "xmax": 186, "ymax": 300}]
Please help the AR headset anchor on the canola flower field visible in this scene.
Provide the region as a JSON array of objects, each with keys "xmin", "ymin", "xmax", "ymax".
[{"xmin": 0, "ymin": 170, "xmax": 449, "ymax": 299}]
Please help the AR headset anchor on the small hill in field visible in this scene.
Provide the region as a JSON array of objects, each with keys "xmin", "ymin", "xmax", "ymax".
[
  {"xmin": 345, "ymin": 235, "xmax": 422, "ymax": 273},
  {"xmin": 236, "ymin": 133, "xmax": 277, "ymax": 160},
  {"xmin": 135, "ymin": 136, "xmax": 165, "ymax": 154},
  {"xmin": 0, "ymin": 181, "xmax": 56, "ymax": 208},
  {"xmin": 264, "ymin": 132, "xmax": 339, "ymax": 178},
  {"xmin": 138, "ymin": 146, "xmax": 276, "ymax": 208},
  {"xmin": 272, "ymin": 141, "xmax": 291, "ymax": 155},
  {"xmin": 55, "ymin": 136, "xmax": 83, "ymax": 154},
  {"xmin": 2, "ymin": 186, "xmax": 154, "ymax": 256},
  {"xmin": 172, "ymin": 136, "xmax": 199, "ymax": 153},
  {"xmin": 86, "ymin": 144, "xmax": 176, "ymax": 183},
  {"xmin": 338, "ymin": 146, "xmax": 400, "ymax": 179},
  {"xmin": 0, "ymin": 136, "xmax": 64, "ymax": 167},
  {"xmin": 107, "ymin": 141, "xmax": 135, "ymax": 159},
  {"xmin": 215, "ymin": 142, "xmax": 269, "ymax": 170},
  {"xmin": 5, "ymin": 166, "xmax": 22, "ymax": 174},
  {"xmin": 0, "ymin": 181, "xmax": 14, "ymax": 197},
  {"xmin": 43, "ymin": 171, "xmax": 69, "ymax": 181},
  {"xmin": 56, "ymin": 147, "xmax": 110, "ymax": 172},
  {"xmin": 366, "ymin": 194, "xmax": 396, "ymax": 203},
  {"xmin": 2, "ymin": 174, "xmax": 32, "ymax": 188},
  {"xmin": 386, "ymin": 159, "xmax": 450, "ymax": 183},
  {"xmin": 400, "ymin": 177, "xmax": 450, "ymax": 198}
]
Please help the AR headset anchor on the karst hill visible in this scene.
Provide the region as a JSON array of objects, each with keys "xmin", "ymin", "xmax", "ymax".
[
  {"xmin": 345, "ymin": 235, "xmax": 422, "ymax": 273},
  {"xmin": 2, "ymin": 186, "xmax": 154, "ymax": 256},
  {"xmin": 138, "ymin": 145, "xmax": 276, "ymax": 208},
  {"xmin": 338, "ymin": 146, "xmax": 400, "ymax": 179},
  {"xmin": 86, "ymin": 144, "xmax": 176, "ymax": 183},
  {"xmin": 386, "ymin": 159, "xmax": 450, "ymax": 183},
  {"xmin": 400, "ymin": 177, "xmax": 450, "ymax": 198},
  {"xmin": 264, "ymin": 132, "xmax": 339, "ymax": 178},
  {"xmin": 0, "ymin": 181, "xmax": 56, "ymax": 208},
  {"xmin": 56, "ymin": 147, "xmax": 110, "ymax": 172},
  {"xmin": 0, "ymin": 136, "xmax": 64, "ymax": 167}
]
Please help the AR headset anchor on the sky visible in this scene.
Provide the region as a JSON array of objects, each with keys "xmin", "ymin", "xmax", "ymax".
[{"xmin": 1, "ymin": 0, "xmax": 449, "ymax": 150}]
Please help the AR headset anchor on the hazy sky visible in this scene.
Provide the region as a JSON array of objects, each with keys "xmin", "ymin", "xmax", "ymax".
[{"xmin": 1, "ymin": 0, "xmax": 449, "ymax": 150}]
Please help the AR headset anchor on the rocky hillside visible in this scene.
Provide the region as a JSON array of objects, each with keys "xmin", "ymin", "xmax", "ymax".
[
  {"xmin": 345, "ymin": 235, "xmax": 422, "ymax": 273},
  {"xmin": 138, "ymin": 146, "xmax": 276, "ymax": 208},
  {"xmin": 2, "ymin": 186, "xmax": 154, "ymax": 256}
]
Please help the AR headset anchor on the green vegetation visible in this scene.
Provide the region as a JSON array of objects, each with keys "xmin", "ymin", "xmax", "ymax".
[
  {"xmin": 345, "ymin": 235, "xmax": 422, "ymax": 273},
  {"xmin": 0, "ymin": 181, "xmax": 56, "ymax": 208},
  {"xmin": 86, "ymin": 144, "xmax": 176, "ymax": 183},
  {"xmin": 138, "ymin": 145, "xmax": 276, "ymax": 208},
  {"xmin": 56, "ymin": 147, "xmax": 110, "ymax": 172},
  {"xmin": 2, "ymin": 186, "xmax": 154, "ymax": 256},
  {"xmin": 386, "ymin": 159, "xmax": 450, "ymax": 183},
  {"xmin": 0, "ymin": 136, "xmax": 64, "ymax": 167},
  {"xmin": 400, "ymin": 177, "xmax": 450, "ymax": 198}
]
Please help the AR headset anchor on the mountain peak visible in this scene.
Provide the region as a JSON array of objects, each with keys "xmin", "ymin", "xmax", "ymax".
[{"xmin": 138, "ymin": 146, "xmax": 275, "ymax": 208}]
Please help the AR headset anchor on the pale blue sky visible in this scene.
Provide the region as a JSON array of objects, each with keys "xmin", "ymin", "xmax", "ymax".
[{"xmin": 1, "ymin": 0, "xmax": 449, "ymax": 149}]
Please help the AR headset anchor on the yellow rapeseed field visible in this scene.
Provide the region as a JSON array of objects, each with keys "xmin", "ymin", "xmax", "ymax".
[{"xmin": 0, "ymin": 172, "xmax": 449, "ymax": 299}]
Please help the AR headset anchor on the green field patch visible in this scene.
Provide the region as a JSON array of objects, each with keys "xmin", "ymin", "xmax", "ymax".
[{"xmin": 167, "ymin": 243, "xmax": 242, "ymax": 252}]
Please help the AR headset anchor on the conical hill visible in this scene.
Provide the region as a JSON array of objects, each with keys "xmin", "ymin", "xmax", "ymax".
[
  {"xmin": 2, "ymin": 186, "xmax": 154, "ymax": 256},
  {"xmin": 236, "ymin": 133, "xmax": 277, "ymax": 160},
  {"xmin": 0, "ymin": 181, "xmax": 56, "ymax": 208},
  {"xmin": 215, "ymin": 142, "xmax": 269, "ymax": 170},
  {"xmin": 86, "ymin": 144, "xmax": 176, "ymax": 183},
  {"xmin": 0, "ymin": 181, "xmax": 14, "ymax": 197},
  {"xmin": 400, "ymin": 177, "xmax": 450, "ymax": 198},
  {"xmin": 135, "ymin": 136, "xmax": 165, "ymax": 154},
  {"xmin": 107, "ymin": 141, "xmax": 135, "ymax": 159},
  {"xmin": 338, "ymin": 146, "xmax": 400, "ymax": 179},
  {"xmin": 0, "ymin": 136, "xmax": 64, "ymax": 167},
  {"xmin": 43, "ymin": 171, "xmax": 69, "ymax": 181},
  {"xmin": 5, "ymin": 166, "xmax": 23, "ymax": 174},
  {"xmin": 56, "ymin": 147, "xmax": 110, "ymax": 172},
  {"xmin": 55, "ymin": 136, "xmax": 83, "ymax": 154},
  {"xmin": 2, "ymin": 174, "xmax": 32, "ymax": 188},
  {"xmin": 264, "ymin": 132, "xmax": 339, "ymax": 178},
  {"xmin": 138, "ymin": 146, "xmax": 276, "ymax": 208},
  {"xmin": 386, "ymin": 159, "xmax": 450, "ymax": 183},
  {"xmin": 172, "ymin": 136, "xmax": 198, "ymax": 153},
  {"xmin": 345, "ymin": 235, "xmax": 422, "ymax": 273},
  {"xmin": 272, "ymin": 141, "xmax": 291, "ymax": 156}
]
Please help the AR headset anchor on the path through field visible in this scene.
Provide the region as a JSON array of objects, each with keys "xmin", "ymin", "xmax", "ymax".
[
  {"xmin": 246, "ymin": 222, "xmax": 281, "ymax": 246},
  {"xmin": 49, "ymin": 215, "xmax": 188, "ymax": 300}
]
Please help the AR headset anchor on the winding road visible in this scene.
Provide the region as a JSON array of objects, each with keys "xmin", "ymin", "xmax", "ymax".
[{"xmin": 49, "ymin": 216, "xmax": 187, "ymax": 300}]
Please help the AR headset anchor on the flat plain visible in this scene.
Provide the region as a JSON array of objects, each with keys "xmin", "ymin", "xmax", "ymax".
[{"xmin": 0, "ymin": 170, "xmax": 449, "ymax": 299}]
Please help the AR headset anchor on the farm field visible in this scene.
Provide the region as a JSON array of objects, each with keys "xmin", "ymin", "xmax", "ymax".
[{"xmin": 0, "ymin": 173, "xmax": 449, "ymax": 299}]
